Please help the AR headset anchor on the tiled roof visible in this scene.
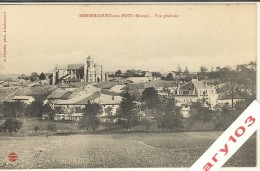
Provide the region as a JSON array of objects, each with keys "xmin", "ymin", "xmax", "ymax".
[
  {"xmin": 13, "ymin": 96, "xmax": 33, "ymax": 100},
  {"xmin": 55, "ymin": 64, "xmax": 84, "ymax": 70},
  {"xmin": 99, "ymin": 94, "xmax": 122, "ymax": 105},
  {"xmin": 101, "ymin": 89, "xmax": 122, "ymax": 96},
  {"xmin": 74, "ymin": 92, "xmax": 101, "ymax": 104},
  {"xmin": 144, "ymin": 80, "xmax": 178, "ymax": 88},
  {"xmin": 47, "ymin": 88, "xmax": 69, "ymax": 99},
  {"xmin": 127, "ymin": 77, "xmax": 150, "ymax": 83},
  {"xmin": 180, "ymin": 82, "xmax": 194, "ymax": 90},
  {"xmin": 60, "ymin": 91, "xmax": 74, "ymax": 99},
  {"xmin": 192, "ymin": 80, "xmax": 207, "ymax": 89},
  {"xmin": 73, "ymin": 82, "xmax": 93, "ymax": 87},
  {"xmin": 67, "ymin": 64, "xmax": 84, "ymax": 70},
  {"xmin": 95, "ymin": 82, "xmax": 117, "ymax": 89},
  {"xmin": 120, "ymin": 83, "xmax": 146, "ymax": 90}
]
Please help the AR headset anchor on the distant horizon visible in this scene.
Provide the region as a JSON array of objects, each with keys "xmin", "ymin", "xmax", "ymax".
[{"xmin": 0, "ymin": 58, "xmax": 256, "ymax": 76}]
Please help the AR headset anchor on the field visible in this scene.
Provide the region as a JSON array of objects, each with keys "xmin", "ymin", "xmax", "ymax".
[{"xmin": 0, "ymin": 132, "xmax": 256, "ymax": 169}]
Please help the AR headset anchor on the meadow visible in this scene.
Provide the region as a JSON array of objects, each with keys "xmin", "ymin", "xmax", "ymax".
[{"xmin": 0, "ymin": 132, "xmax": 256, "ymax": 169}]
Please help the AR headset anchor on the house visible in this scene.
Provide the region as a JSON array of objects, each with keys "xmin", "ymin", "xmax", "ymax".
[
  {"xmin": 12, "ymin": 96, "xmax": 35, "ymax": 104},
  {"xmin": 175, "ymin": 79, "xmax": 218, "ymax": 117},
  {"xmin": 49, "ymin": 89, "xmax": 123, "ymax": 122},
  {"xmin": 98, "ymin": 93, "xmax": 123, "ymax": 122},
  {"xmin": 176, "ymin": 79, "xmax": 218, "ymax": 108},
  {"xmin": 144, "ymin": 80, "xmax": 178, "ymax": 97}
]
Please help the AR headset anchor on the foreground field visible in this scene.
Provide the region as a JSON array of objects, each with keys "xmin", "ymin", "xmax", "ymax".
[{"xmin": 0, "ymin": 132, "xmax": 256, "ymax": 169}]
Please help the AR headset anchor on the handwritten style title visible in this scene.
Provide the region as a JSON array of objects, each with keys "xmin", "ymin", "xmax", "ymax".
[
  {"xmin": 79, "ymin": 13, "xmax": 179, "ymax": 19},
  {"xmin": 2, "ymin": 12, "xmax": 7, "ymax": 63}
]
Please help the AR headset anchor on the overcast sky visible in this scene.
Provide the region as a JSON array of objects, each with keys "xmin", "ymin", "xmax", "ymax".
[{"xmin": 0, "ymin": 4, "xmax": 256, "ymax": 74}]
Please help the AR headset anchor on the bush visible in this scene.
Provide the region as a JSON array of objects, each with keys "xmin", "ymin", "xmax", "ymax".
[
  {"xmin": 47, "ymin": 123, "xmax": 56, "ymax": 132},
  {"xmin": 214, "ymin": 118, "xmax": 232, "ymax": 131},
  {"xmin": 140, "ymin": 118, "xmax": 152, "ymax": 131},
  {"xmin": 34, "ymin": 126, "xmax": 40, "ymax": 132},
  {"xmin": 0, "ymin": 118, "xmax": 23, "ymax": 133}
]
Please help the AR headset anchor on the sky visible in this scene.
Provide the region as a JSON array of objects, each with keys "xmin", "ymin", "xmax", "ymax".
[{"xmin": 0, "ymin": 4, "xmax": 256, "ymax": 75}]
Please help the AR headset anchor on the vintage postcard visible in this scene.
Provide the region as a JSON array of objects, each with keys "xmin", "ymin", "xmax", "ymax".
[{"xmin": 0, "ymin": 3, "xmax": 258, "ymax": 170}]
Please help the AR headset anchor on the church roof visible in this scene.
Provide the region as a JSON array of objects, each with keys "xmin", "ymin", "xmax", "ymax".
[
  {"xmin": 67, "ymin": 64, "xmax": 84, "ymax": 70},
  {"xmin": 55, "ymin": 64, "xmax": 84, "ymax": 70}
]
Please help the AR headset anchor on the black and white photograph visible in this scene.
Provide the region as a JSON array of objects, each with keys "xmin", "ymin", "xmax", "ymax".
[{"xmin": 0, "ymin": 4, "xmax": 258, "ymax": 170}]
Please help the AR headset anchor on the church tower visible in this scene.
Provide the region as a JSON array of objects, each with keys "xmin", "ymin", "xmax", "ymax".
[{"xmin": 84, "ymin": 56, "xmax": 95, "ymax": 82}]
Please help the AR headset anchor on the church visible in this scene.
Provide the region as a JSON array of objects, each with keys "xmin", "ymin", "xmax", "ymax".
[{"xmin": 52, "ymin": 56, "xmax": 108, "ymax": 85}]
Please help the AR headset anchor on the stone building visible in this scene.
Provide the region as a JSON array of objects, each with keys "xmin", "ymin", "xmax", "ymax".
[{"xmin": 52, "ymin": 56, "xmax": 108, "ymax": 85}]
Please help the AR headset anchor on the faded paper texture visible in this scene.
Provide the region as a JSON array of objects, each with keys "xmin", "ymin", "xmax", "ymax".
[{"xmin": 0, "ymin": 4, "xmax": 257, "ymax": 170}]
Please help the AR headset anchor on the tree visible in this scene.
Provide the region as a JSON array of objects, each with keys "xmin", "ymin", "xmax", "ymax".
[
  {"xmin": 220, "ymin": 68, "xmax": 238, "ymax": 109},
  {"xmin": 39, "ymin": 72, "xmax": 46, "ymax": 80},
  {"xmin": 198, "ymin": 66, "xmax": 208, "ymax": 80},
  {"xmin": 105, "ymin": 107, "xmax": 114, "ymax": 122},
  {"xmin": 30, "ymin": 72, "xmax": 39, "ymax": 82},
  {"xmin": 104, "ymin": 106, "xmax": 114, "ymax": 129},
  {"xmin": 214, "ymin": 101, "xmax": 245, "ymax": 131},
  {"xmin": 234, "ymin": 100, "xmax": 247, "ymax": 113},
  {"xmin": 79, "ymin": 102, "xmax": 101, "ymax": 131},
  {"xmin": 34, "ymin": 126, "xmax": 40, "ymax": 134},
  {"xmin": 184, "ymin": 75, "xmax": 192, "ymax": 82},
  {"xmin": 200, "ymin": 66, "xmax": 208, "ymax": 73},
  {"xmin": 1, "ymin": 101, "xmax": 26, "ymax": 118},
  {"xmin": 184, "ymin": 66, "xmax": 189, "ymax": 75},
  {"xmin": 18, "ymin": 74, "xmax": 26, "ymax": 79},
  {"xmin": 156, "ymin": 98, "xmax": 183, "ymax": 131},
  {"xmin": 151, "ymin": 72, "xmax": 162, "ymax": 78},
  {"xmin": 141, "ymin": 87, "xmax": 160, "ymax": 109},
  {"xmin": 26, "ymin": 101, "xmax": 44, "ymax": 118},
  {"xmin": 116, "ymin": 92, "xmax": 139, "ymax": 130},
  {"xmin": 75, "ymin": 106, "xmax": 84, "ymax": 113},
  {"xmin": 125, "ymin": 69, "xmax": 136, "ymax": 78},
  {"xmin": 0, "ymin": 118, "xmax": 23, "ymax": 133},
  {"xmin": 115, "ymin": 70, "xmax": 122, "ymax": 77},
  {"xmin": 176, "ymin": 65, "xmax": 182, "ymax": 75},
  {"xmin": 43, "ymin": 103, "xmax": 55, "ymax": 120},
  {"xmin": 166, "ymin": 73, "xmax": 174, "ymax": 81},
  {"xmin": 140, "ymin": 117, "xmax": 152, "ymax": 131},
  {"xmin": 190, "ymin": 100, "xmax": 213, "ymax": 130},
  {"xmin": 236, "ymin": 61, "xmax": 256, "ymax": 105}
]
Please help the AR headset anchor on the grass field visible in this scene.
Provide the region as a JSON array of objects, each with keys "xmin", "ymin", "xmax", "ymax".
[{"xmin": 0, "ymin": 132, "xmax": 256, "ymax": 169}]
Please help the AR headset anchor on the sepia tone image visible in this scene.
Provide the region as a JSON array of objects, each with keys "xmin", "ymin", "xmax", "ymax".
[{"xmin": 0, "ymin": 4, "xmax": 257, "ymax": 169}]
